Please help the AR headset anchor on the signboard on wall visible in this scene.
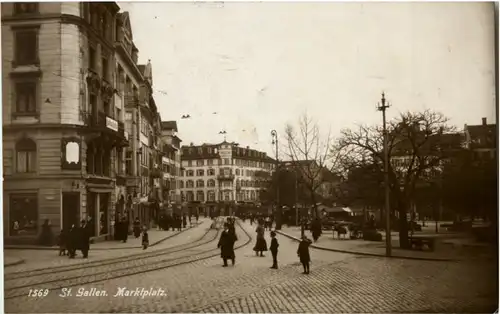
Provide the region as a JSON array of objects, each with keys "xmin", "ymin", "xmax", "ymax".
[{"xmin": 219, "ymin": 150, "xmax": 231, "ymax": 159}]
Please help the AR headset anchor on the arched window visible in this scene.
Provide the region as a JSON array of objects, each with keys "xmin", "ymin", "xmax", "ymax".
[
  {"xmin": 251, "ymin": 191, "xmax": 256, "ymax": 201},
  {"xmin": 197, "ymin": 169, "xmax": 204, "ymax": 176},
  {"xmin": 179, "ymin": 181, "xmax": 184, "ymax": 189},
  {"xmin": 235, "ymin": 169, "xmax": 240, "ymax": 175},
  {"xmin": 207, "ymin": 179, "xmax": 215, "ymax": 187},
  {"xmin": 16, "ymin": 138, "xmax": 36, "ymax": 173},
  {"xmin": 196, "ymin": 179, "xmax": 204, "ymax": 188},
  {"xmin": 208, "ymin": 169, "xmax": 215, "ymax": 176},
  {"xmin": 196, "ymin": 191, "xmax": 205, "ymax": 202},
  {"xmin": 186, "ymin": 180, "xmax": 194, "ymax": 188},
  {"xmin": 186, "ymin": 191, "xmax": 194, "ymax": 202},
  {"xmin": 187, "ymin": 170, "xmax": 194, "ymax": 177}
]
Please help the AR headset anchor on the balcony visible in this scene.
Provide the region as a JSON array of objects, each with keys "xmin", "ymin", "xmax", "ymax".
[
  {"xmin": 126, "ymin": 176, "xmax": 139, "ymax": 188},
  {"xmin": 150, "ymin": 168, "xmax": 162, "ymax": 178},
  {"xmin": 116, "ymin": 174, "xmax": 126, "ymax": 186},
  {"xmin": 217, "ymin": 174, "xmax": 235, "ymax": 181},
  {"xmin": 83, "ymin": 111, "xmax": 127, "ymax": 142}
]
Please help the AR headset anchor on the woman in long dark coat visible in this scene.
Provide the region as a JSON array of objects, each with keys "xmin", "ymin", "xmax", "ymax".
[
  {"xmin": 253, "ymin": 220, "xmax": 268, "ymax": 257},
  {"xmin": 39, "ymin": 219, "xmax": 53, "ymax": 246},
  {"xmin": 218, "ymin": 223, "xmax": 236, "ymax": 267}
]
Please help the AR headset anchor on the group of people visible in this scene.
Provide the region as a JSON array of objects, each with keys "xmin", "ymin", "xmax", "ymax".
[
  {"xmin": 248, "ymin": 213, "xmax": 274, "ymax": 231},
  {"xmin": 57, "ymin": 219, "xmax": 92, "ymax": 258},
  {"xmin": 217, "ymin": 217, "xmax": 313, "ymax": 274},
  {"xmin": 157, "ymin": 213, "xmax": 198, "ymax": 231}
]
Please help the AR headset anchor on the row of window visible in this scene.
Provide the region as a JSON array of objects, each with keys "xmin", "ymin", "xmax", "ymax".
[
  {"xmin": 183, "ymin": 168, "xmax": 268, "ymax": 177},
  {"xmin": 181, "ymin": 190, "xmax": 259, "ymax": 202},
  {"xmin": 180, "ymin": 179, "xmax": 265, "ymax": 189},
  {"xmin": 185, "ymin": 158, "xmax": 272, "ymax": 169}
]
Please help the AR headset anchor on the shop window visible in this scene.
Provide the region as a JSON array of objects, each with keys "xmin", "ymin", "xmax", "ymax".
[{"xmin": 9, "ymin": 193, "xmax": 38, "ymax": 236}]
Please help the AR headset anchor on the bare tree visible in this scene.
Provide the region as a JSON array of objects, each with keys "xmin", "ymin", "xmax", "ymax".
[
  {"xmin": 284, "ymin": 113, "xmax": 339, "ymax": 217},
  {"xmin": 336, "ymin": 109, "xmax": 456, "ymax": 248}
]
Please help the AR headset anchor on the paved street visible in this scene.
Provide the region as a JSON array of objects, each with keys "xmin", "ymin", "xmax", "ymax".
[
  {"xmin": 4, "ymin": 219, "xmax": 213, "ymax": 273},
  {"xmin": 4, "ymin": 219, "xmax": 497, "ymax": 313}
]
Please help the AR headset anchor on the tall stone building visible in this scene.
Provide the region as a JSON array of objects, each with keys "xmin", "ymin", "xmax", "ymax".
[
  {"xmin": 2, "ymin": 2, "xmax": 130, "ymax": 243},
  {"xmin": 116, "ymin": 11, "xmax": 161, "ymax": 227},
  {"xmin": 180, "ymin": 142, "xmax": 275, "ymax": 216},
  {"xmin": 160, "ymin": 121, "xmax": 183, "ymax": 207}
]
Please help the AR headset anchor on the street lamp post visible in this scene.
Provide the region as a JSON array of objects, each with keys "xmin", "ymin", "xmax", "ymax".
[
  {"xmin": 271, "ymin": 130, "xmax": 281, "ymax": 230},
  {"xmin": 377, "ymin": 92, "xmax": 392, "ymax": 257}
]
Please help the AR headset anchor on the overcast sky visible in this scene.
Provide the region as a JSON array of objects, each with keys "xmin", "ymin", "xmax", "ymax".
[{"xmin": 118, "ymin": 1, "xmax": 496, "ymax": 156}]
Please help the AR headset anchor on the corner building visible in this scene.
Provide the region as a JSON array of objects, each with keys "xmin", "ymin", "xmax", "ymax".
[
  {"xmin": 180, "ymin": 142, "xmax": 275, "ymax": 216},
  {"xmin": 2, "ymin": 2, "xmax": 129, "ymax": 243}
]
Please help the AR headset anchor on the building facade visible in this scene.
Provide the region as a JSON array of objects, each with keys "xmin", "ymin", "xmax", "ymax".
[
  {"xmin": 2, "ymin": 2, "xmax": 129, "ymax": 243},
  {"xmin": 464, "ymin": 117, "xmax": 496, "ymax": 161},
  {"xmin": 160, "ymin": 121, "xmax": 182, "ymax": 206},
  {"xmin": 122, "ymin": 49, "xmax": 161, "ymax": 225},
  {"xmin": 180, "ymin": 142, "xmax": 275, "ymax": 216}
]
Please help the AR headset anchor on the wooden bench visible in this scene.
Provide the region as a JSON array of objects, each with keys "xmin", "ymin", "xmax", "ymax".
[{"xmin": 409, "ymin": 235, "xmax": 436, "ymax": 251}]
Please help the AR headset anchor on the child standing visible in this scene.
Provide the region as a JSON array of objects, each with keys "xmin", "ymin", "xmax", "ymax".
[
  {"xmin": 269, "ymin": 231, "xmax": 279, "ymax": 269},
  {"xmin": 297, "ymin": 235, "xmax": 312, "ymax": 274},
  {"xmin": 58, "ymin": 229, "xmax": 67, "ymax": 256},
  {"xmin": 142, "ymin": 226, "xmax": 149, "ymax": 250}
]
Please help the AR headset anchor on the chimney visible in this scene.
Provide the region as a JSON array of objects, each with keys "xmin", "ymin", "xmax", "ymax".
[{"xmin": 482, "ymin": 117, "xmax": 487, "ymax": 125}]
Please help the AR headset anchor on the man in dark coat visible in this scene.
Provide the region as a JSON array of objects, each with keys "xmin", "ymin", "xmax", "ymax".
[
  {"xmin": 67, "ymin": 224, "xmax": 78, "ymax": 258},
  {"xmin": 79, "ymin": 219, "xmax": 91, "ymax": 258},
  {"xmin": 218, "ymin": 223, "xmax": 237, "ymax": 267},
  {"xmin": 311, "ymin": 217, "xmax": 322, "ymax": 242},
  {"xmin": 269, "ymin": 231, "xmax": 279, "ymax": 269}
]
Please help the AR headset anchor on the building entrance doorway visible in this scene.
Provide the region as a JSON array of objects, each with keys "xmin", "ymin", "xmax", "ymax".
[{"xmin": 62, "ymin": 192, "xmax": 80, "ymax": 230}]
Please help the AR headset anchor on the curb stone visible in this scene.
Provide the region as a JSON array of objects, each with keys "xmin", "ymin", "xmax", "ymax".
[
  {"xmin": 4, "ymin": 257, "xmax": 25, "ymax": 267},
  {"xmin": 276, "ymin": 230, "xmax": 458, "ymax": 262}
]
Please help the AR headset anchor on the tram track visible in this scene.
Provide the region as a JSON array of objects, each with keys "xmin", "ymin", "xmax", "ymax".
[
  {"xmin": 5, "ymin": 218, "xmax": 223, "ymax": 281},
  {"xmin": 4, "ymin": 219, "xmax": 253, "ymax": 300}
]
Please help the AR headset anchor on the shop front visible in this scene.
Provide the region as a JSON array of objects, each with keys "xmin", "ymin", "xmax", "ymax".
[{"xmin": 86, "ymin": 184, "xmax": 113, "ymax": 241}]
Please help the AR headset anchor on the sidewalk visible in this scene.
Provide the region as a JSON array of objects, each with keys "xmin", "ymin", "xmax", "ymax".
[
  {"xmin": 4, "ymin": 218, "xmax": 208, "ymax": 251},
  {"xmin": 276, "ymin": 226, "xmax": 493, "ymax": 262}
]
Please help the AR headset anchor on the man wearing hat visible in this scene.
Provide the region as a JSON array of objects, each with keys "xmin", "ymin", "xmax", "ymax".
[{"xmin": 79, "ymin": 219, "xmax": 91, "ymax": 258}]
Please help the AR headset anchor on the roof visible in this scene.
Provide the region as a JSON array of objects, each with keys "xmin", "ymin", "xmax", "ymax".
[
  {"xmin": 161, "ymin": 121, "xmax": 178, "ymax": 132},
  {"xmin": 466, "ymin": 124, "xmax": 496, "ymax": 149}
]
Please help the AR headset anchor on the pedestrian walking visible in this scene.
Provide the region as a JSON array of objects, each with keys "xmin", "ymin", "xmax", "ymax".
[
  {"xmin": 297, "ymin": 235, "xmax": 312, "ymax": 274},
  {"xmin": 311, "ymin": 217, "xmax": 322, "ymax": 242},
  {"xmin": 39, "ymin": 219, "xmax": 53, "ymax": 246},
  {"xmin": 182, "ymin": 214, "xmax": 187, "ymax": 229},
  {"xmin": 133, "ymin": 217, "xmax": 141, "ymax": 238},
  {"xmin": 79, "ymin": 219, "xmax": 91, "ymax": 258},
  {"xmin": 217, "ymin": 223, "xmax": 237, "ymax": 267},
  {"xmin": 253, "ymin": 220, "xmax": 268, "ymax": 257},
  {"xmin": 142, "ymin": 226, "xmax": 149, "ymax": 250},
  {"xmin": 121, "ymin": 216, "xmax": 129, "ymax": 243},
  {"xmin": 67, "ymin": 224, "xmax": 78, "ymax": 258},
  {"xmin": 269, "ymin": 231, "xmax": 279, "ymax": 269}
]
